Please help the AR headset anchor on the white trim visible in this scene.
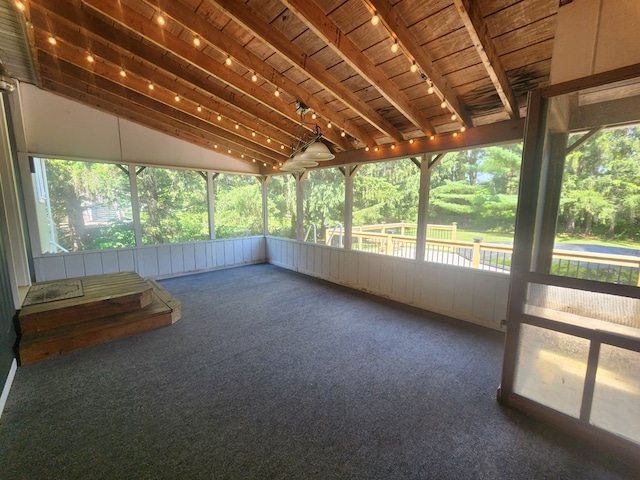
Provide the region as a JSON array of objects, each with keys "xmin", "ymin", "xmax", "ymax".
[{"xmin": 0, "ymin": 359, "xmax": 18, "ymax": 420}]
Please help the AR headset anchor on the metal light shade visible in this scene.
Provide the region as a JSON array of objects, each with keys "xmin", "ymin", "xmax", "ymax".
[
  {"xmin": 280, "ymin": 153, "xmax": 319, "ymax": 171},
  {"xmin": 299, "ymin": 140, "xmax": 335, "ymax": 161}
]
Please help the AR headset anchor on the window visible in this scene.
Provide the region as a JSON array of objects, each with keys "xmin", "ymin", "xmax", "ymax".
[
  {"xmin": 302, "ymin": 168, "xmax": 344, "ymax": 246},
  {"xmin": 352, "ymin": 159, "xmax": 421, "ymax": 258},
  {"xmin": 214, "ymin": 174, "xmax": 262, "ymax": 238},
  {"xmin": 137, "ymin": 166, "xmax": 209, "ymax": 244},
  {"xmin": 266, "ymin": 174, "xmax": 296, "ymax": 239},
  {"xmin": 33, "ymin": 158, "xmax": 134, "ymax": 253}
]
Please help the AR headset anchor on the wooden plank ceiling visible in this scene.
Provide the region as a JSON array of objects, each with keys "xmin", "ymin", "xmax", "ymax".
[{"xmin": 13, "ymin": 0, "xmax": 558, "ymax": 172}]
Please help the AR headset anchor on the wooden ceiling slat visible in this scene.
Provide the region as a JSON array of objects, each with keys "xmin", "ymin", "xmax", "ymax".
[
  {"xmin": 212, "ymin": 0, "xmax": 401, "ymax": 143},
  {"xmin": 143, "ymin": 0, "xmax": 354, "ymax": 151},
  {"xmin": 281, "ymin": 0, "xmax": 436, "ymax": 136},
  {"xmin": 452, "ymin": 0, "xmax": 520, "ymax": 119}
]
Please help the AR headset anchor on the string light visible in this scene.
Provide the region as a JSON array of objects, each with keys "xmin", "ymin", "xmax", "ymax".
[
  {"xmin": 193, "ymin": 35, "xmax": 201, "ymax": 47},
  {"xmin": 453, "ymin": 132, "xmax": 458, "ymax": 137},
  {"xmin": 228, "ymin": 149, "xmax": 232, "ymax": 154},
  {"xmin": 225, "ymin": 55, "xmax": 232, "ymax": 66},
  {"xmin": 241, "ymin": 154, "xmax": 245, "ymax": 158},
  {"xmin": 156, "ymin": 11, "xmax": 166, "ymax": 26},
  {"xmin": 371, "ymin": 12, "xmax": 380, "ymax": 26},
  {"xmin": 214, "ymin": 144, "xmax": 218, "ymax": 149},
  {"xmin": 48, "ymin": 35, "xmax": 57, "ymax": 45},
  {"xmin": 365, "ymin": 146, "xmax": 370, "ymax": 152},
  {"xmin": 427, "ymin": 84, "xmax": 434, "ymax": 95},
  {"xmin": 252, "ymin": 158, "xmax": 256, "ymax": 163},
  {"xmin": 410, "ymin": 61, "xmax": 418, "ymax": 73},
  {"xmin": 235, "ymin": 123, "xmax": 239, "ymax": 129},
  {"xmin": 15, "ymin": 1, "xmax": 26, "ymax": 12},
  {"xmin": 272, "ymin": 165, "xmax": 277, "ymax": 170},
  {"xmin": 251, "ymin": 72, "xmax": 258, "ymax": 82},
  {"xmin": 267, "ymin": 137, "xmax": 271, "ymax": 143},
  {"xmin": 174, "ymin": 94, "xmax": 180, "ymax": 102},
  {"xmin": 252, "ymin": 131, "xmax": 256, "ymax": 137},
  {"xmin": 429, "ymin": 135, "xmax": 435, "ymax": 140},
  {"xmin": 440, "ymin": 100, "xmax": 447, "ymax": 108},
  {"xmin": 390, "ymin": 40, "xmax": 399, "ymax": 53},
  {"xmin": 341, "ymin": 130, "xmax": 346, "ymax": 137},
  {"xmin": 451, "ymin": 114, "xmax": 457, "ymax": 121},
  {"xmin": 374, "ymin": 146, "xmax": 379, "ymax": 152},
  {"xmin": 311, "ymin": 113, "xmax": 317, "ymax": 120},
  {"xmin": 327, "ymin": 121, "xmax": 332, "ymax": 128},
  {"xmin": 197, "ymin": 105, "xmax": 202, "ymax": 112},
  {"xmin": 263, "ymin": 162, "xmax": 267, "ymax": 167},
  {"xmin": 217, "ymin": 114, "xmax": 222, "ymax": 121},
  {"xmin": 390, "ymin": 144, "xmax": 396, "ymax": 149},
  {"xmin": 460, "ymin": 126, "xmax": 466, "ymax": 132},
  {"xmin": 409, "ymin": 139, "xmax": 414, "ymax": 144},
  {"xmin": 274, "ymin": 88, "xmax": 280, "ymax": 97},
  {"xmin": 120, "ymin": 68, "xmax": 127, "ymax": 77},
  {"xmin": 86, "ymin": 53, "xmax": 94, "ymax": 63},
  {"xmin": 148, "ymin": 82, "xmax": 154, "ymax": 90}
]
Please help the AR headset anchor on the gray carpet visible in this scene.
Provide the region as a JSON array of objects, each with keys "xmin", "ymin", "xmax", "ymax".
[{"xmin": 0, "ymin": 264, "xmax": 637, "ymax": 479}]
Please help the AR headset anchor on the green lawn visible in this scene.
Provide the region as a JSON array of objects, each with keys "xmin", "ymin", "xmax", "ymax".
[{"xmin": 455, "ymin": 229, "xmax": 639, "ymax": 249}]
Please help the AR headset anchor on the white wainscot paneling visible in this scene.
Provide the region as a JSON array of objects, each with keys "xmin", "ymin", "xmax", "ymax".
[
  {"xmin": 117, "ymin": 249, "xmax": 135, "ymax": 271},
  {"xmin": 137, "ymin": 247, "xmax": 159, "ymax": 278},
  {"xmin": 64, "ymin": 255, "xmax": 86, "ymax": 278},
  {"xmin": 157, "ymin": 246, "xmax": 173, "ymax": 276},
  {"xmin": 170, "ymin": 245, "xmax": 185, "ymax": 273},
  {"xmin": 195, "ymin": 243, "xmax": 208, "ymax": 271},
  {"xmin": 182, "ymin": 243, "xmax": 196, "ymax": 272},
  {"xmin": 83, "ymin": 253, "xmax": 104, "ymax": 276},
  {"xmin": 215, "ymin": 241, "xmax": 226, "ymax": 267},
  {"xmin": 100, "ymin": 251, "xmax": 120, "ymax": 274},
  {"xmin": 34, "ymin": 255, "xmax": 65, "ymax": 281}
]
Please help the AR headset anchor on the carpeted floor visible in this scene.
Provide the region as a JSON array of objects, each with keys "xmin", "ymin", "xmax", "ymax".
[{"xmin": 0, "ymin": 264, "xmax": 637, "ymax": 479}]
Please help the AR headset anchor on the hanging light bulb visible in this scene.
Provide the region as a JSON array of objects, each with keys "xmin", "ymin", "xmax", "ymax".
[
  {"xmin": 453, "ymin": 132, "xmax": 458, "ymax": 137},
  {"xmin": 409, "ymin": 139, "xmax": 414, "ymax": 144},
  {"xmin": 15, "ymin": 1, "xmax": 26, "ymax": 12},
  {"xmin": 193, "ymin": 35, "xmax": 201, "ymax": 47},
  {"xmin": 217, "ymin": 114, "xmax": 222, "ymax": 121},
  {"xmin": 451, "ymin": 114, "xmax": 457, "ymax": 121},
  {"xmin": 410, "ymin": 61, "xmax": 418, "ymax": 73},
  {"xmin": 371, "ymin": 12, "xmax": 380, "ymax": 26},
  {"xmin": 365, "ymin": 146, "xmax": 370, "ymax": 152},
  {"xmin": 235, "ymin": 123, "xmax": 239, "ymax": 130},
  {"xmin": 440, "ymin": 100, "xmax": 447, "ymax": 108},
  {"xmin": 427, "ymin": 84, "xmax": 434, "ymax": 95},
  {"xmin": 341, "ymin": 130, "xmax": 346, "ymax": 137},
  {"xmin": 429, "ymin": 135, "xmax": 435, "ymax": 140},
  {"xmin": 174, "ymin": 94, "xmax": 180, "ymax": 102},
  {"xmin": 267, "ymin": 137, "xmax": 271, "ymax": 143},
  {"xmin": 48, "ymin": 35, "xmax": 56, "ymax": 45},
  {"xmin": 120, "ymin": 68, "xmax": 127, "ymax": 77},
  {"xmin": 225, "ymin": 55, "xmax": 232, "ymax": 66},
  {"xmin": 252, "ymin": 130, "xmax": 256, "ymax": 137},
  {"xmin": 87, "ymin": 53, "xmax": 95, "ymax": 63},
  {"xmin": 274, "ymin": 87, "xmax": 280, "ymax": 97},
  {"xmin": 148, "ymin": 82, "xmax": 154, "ymax": 90},
  {"xmin": 311, "ymin": 112, "xmax": 317, "ymax": 120},
  {"xmin": 197, "ymin": 105, "xmax": 202, "ymax": 112},
  {"xmin": 327, "ymin": 121, "xmax": 332, "ymax": 128},
  {"xmin": 156, "ymin": 11, "xmax": 166, "ymax": 26},
  {"xmin": 460, "ymin": 126, "xmax": 466, "ymax": 132},
  {"xmin": 390, "ymin": 40, "xmax": 399, "ymax": 53},
  {"xmin": 251, "ymin": 72, "xmax": 258, "ymax": 82}
]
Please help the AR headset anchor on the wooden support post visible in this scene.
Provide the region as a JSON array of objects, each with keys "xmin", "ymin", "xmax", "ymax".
[
  {"xmin": 472, "ymin": 237, "xmax": 482, "ymax": 268},
  {"xmin": 415, "ymin": 155, "xmax": 431, "ymax": 262},
  {"xmin": 386, "ymin": 234, "xmax": 394, "ymax": 256}
]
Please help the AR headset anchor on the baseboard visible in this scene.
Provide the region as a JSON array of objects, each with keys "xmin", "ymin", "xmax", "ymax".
[{"xmin": 0, "ymin": 358, "xmax": 17, "ymax": 420}]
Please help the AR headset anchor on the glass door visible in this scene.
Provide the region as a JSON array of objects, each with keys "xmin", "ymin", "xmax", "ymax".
[{"xmin": 499, "ymin": 67, "xmax": 640, "ymax": 454}]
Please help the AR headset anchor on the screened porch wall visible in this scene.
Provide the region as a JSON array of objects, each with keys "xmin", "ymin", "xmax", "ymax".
[
  {"xmin": 32, "ymin": 237, "xmax": 266, "ymax": 282},
  {"xmin": 266, "ymin": 237, "xmax": 508, "ymax": 331}
]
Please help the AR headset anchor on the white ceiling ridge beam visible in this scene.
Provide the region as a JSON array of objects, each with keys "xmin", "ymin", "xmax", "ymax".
[{"xmin": 452, "ymin": 0, "xmax": 520, "ymax": 120}]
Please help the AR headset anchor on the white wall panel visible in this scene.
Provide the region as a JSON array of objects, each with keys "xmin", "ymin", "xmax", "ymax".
[
  {"xmin": 117, "ymin": 250, "xmax": 135, "ymax": 272},
  {"xmin": 265, "ymin": 237, "xmax": 507, "ymax": 331},
  {"xmin": 64, "ymin": 255, "xmax": 85, "ymax": 278},
  {"xmin": 32, "ymin": 239, "xmax": 266, "ymax": 283},
  {"xmin": 100, "ymin": 251, "xmax": 120, "ymax": 274},
  {"xmin": 157, "ymin": 246, "xmax": 172, "ymax": 276},
  {"xmin": 83, "ymin": 253, "xmax": 103, "ymax": 276},
  {"xmin": 182, "ymin": 244, "xmax": 196, "ymax": 272},
  {"xmin": 137, "ymin": 248, "xmax": 159, "ymax": 278}
]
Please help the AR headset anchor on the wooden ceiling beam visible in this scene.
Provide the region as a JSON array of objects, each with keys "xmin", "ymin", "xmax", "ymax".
[
  {"xmin": 364, "ymin": 0, "xmax": 472, "ymax": 128},
  {"xmin": 29, "ymin": 8, "xmax": 293, "ymax": 152},
  {"xmin": 36, "ymin": 50, "xmax": 287, "ymax": 164},
  {"xmin": 31, "ymin": 0, "xmax": 301, "ymax": 143},
  {"xmin": 75, "ymin": 0, "xmax": 349, "ymax": 150},
  {"xmin": 211, "ymin": 0, "xmax": 403, "ymax": 144},
  {"xmin": 279, "ymin": 0, "xmax": 436, "ymax": 137},
  {"xmin": 452, "ymin": 0, "xmax": 520, "ymax": 119},
  {"xmin": 149, "ymin": 0, "xmax": 371, "ymax": 148}
]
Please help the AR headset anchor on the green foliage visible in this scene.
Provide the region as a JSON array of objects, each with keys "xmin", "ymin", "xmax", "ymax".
[
  {"xmin": 138, "ymin": 167, "xmax": 209, "ymax": 244},
  {"xmin": 303, "ymin": 168, "xmax": 344, "ymax": 240},
  {"xmin": 214, "ymin": 174, "xmax": 262, "ymax": 238},
  {"xmin": 266, "ymin": 174, "xmax": 296, "ymax": 238}
]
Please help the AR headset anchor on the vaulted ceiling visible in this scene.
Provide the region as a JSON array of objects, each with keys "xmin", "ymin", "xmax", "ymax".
[{"xmin": 3, "ymin": 0, "xmax": 559, "ymax": 172}]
